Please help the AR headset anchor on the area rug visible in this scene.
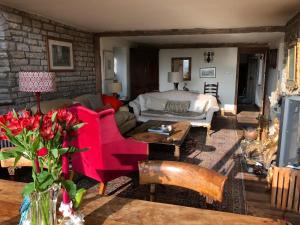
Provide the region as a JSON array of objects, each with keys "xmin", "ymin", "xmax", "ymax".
[{"xmin": 75, "ymin": 116, "xmax": 246, "ymax": 214}]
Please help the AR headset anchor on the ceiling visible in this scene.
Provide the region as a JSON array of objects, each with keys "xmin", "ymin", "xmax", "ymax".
[{"xmin": 0, "ymin": 0, "xmax": 299, "ymax": 32}]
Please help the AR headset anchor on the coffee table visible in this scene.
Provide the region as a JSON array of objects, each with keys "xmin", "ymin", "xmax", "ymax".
[{"xmin": 127, "ymin": 120, "xmax": 191, "ymax": 160}]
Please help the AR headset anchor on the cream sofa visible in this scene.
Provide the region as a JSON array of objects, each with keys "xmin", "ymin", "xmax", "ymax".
[
  {"xmin": 129, "ymin": 90, "xmax": 219, "ymax": 131},
  {"xmin": 31, "ymin": 94, "xmax": 136, "ymax": 134}
]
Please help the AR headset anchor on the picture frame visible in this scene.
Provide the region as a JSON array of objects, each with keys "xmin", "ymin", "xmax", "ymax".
[
  {"xmin": 103, "ymin": 50, "xmax": 114, "ymax": 80},
  {"xmin": 199, "ymin": 67, "xmax": 216, "ymax": 78},
  {"xmin": 171, "ymin": 57, "xmax": 192, "ymax": 81},
  {"xmin": 47, "ymin": 38, "xmax": 74, "ymax": 71}
]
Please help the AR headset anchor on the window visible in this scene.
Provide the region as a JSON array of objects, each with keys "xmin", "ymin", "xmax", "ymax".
[
  {"xmin": 288, "ymin": 46, "xmax": 296, "ymax": 80},
  {"xmin": 286, "ymin": 41, "xmax": 300, "ymax": 89}
]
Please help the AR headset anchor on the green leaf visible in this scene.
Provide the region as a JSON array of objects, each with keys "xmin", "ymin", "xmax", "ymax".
[
  {"xmin": 12, "ymin": 109, "xmax": 18, "ymax": 119},
  {"xmin": 51, "ymin": 148, "xmax": 58, "ymax": 158},
  {"xmin": 0, "ymin": 150, "xmax": 18, "ymax": 160},
  {"xmin": 62, "ymin": 180, "xmax": 77, "ymax": 200},
  {"xmin": 51, "ymin": 111, "xmax": 58, "ymax": 122},
  {"xmin": 13, "ymin": 154, "xmax": 22, "ymax": 167},
  {"xmin": 74, "ymin": 188, "xmax": 86, "ymax": 209},
  {"xmin": 36, "ymin": 171, "xmax": 54, "ymax": 191},
  {"xmin": 72, "ymin": 123, "xmax": 85, "ymax": 131},
  {"xmin": 58, "ymin": 148, "xmax": 69, "ymax": 155},
  {"xmin": 22, "ymin": 182, "xmax": 35, "ymax": 196}
]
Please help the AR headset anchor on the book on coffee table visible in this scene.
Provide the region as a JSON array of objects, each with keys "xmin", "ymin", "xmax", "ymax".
[{"xmin": 148, "ymin": 127, "xmax": 171, "ymax": 136}]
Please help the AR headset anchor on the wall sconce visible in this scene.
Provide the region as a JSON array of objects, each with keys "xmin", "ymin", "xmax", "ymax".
[{"xmin": 204, "ymin": 51, "xmax": 214, "ymax": 63}]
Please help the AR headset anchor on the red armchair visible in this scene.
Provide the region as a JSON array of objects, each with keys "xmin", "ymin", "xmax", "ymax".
[{"xmin": 69, "ymin": 105, "xmax": 148, "ymax": 194}]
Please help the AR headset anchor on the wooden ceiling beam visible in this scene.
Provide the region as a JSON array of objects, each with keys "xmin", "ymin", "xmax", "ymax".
[
  {"xmin": 142, "ymin": 42, "xmax": 269, "ymax": 49},
  {"xmin": 97, "ymin": 26, "xmax": 285, "ymax": 37}
]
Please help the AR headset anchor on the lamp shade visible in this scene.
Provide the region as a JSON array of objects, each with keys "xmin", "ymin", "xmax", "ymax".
[
  {"xmin": 168, "ymin": 72, "xmax": 182, "ymax": 83},
  {"xmin": 19, "ymin": 72, "xmax": 56, "ymax": 93},
  {"xmin": 111, "ymin": 81, "xmax": 122, "ymax": 93}
]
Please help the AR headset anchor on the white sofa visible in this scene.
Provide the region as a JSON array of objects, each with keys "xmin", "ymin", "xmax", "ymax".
[{"xmin": 129, "ymin": 90, "xmax": 219, "ymax": 131}]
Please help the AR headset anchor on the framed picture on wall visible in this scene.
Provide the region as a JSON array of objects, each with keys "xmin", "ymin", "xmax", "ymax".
[
  {"xmin": 47, "ymin": 38, "xmax": 74, "ymax": 71},
  {"xmin": 199, "ymin": 67, "xmax": 216, "ymax": 78},
  {"xmin": 103, "ymin": 50, "xmax": 114, "ymax": 80},
  {"xmin": 171, "ymin": 57, "xmax": 191, "ymax": 81}
]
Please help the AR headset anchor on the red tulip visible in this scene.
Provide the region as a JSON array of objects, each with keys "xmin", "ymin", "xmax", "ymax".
[
  {"xmin": 4, "ymin": 111, "xmax": 14, "ymax": 121},
  {"xmin": 0, "ymin": 115, "xmax": 6, "ymax": 125},
  {"xmin": 41, "ymin": 126, "xmax": 55, "ymax": 140},
  {"xmin": 32, "ymin": 115, "xmax": 41, "ymax": 130},
  {"xmin": 37, "ymin": 147, "xmax": 48, "ymax": 157},
  {"xmin": 0, "ymin": 129, "xmax": 7, "ymax": 140}
]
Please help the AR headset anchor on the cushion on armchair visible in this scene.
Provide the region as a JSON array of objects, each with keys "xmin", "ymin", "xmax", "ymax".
[{"xmin": 102, "ymin": 95, "xmax": 123, "ymax": 111}]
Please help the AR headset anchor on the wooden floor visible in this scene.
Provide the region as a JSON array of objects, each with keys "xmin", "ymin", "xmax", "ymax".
[
  {"xmin": 237, "ymin": 104, "xmax": 260, "ymax": 127},
  {"xmin": 243, "ymin": 170, "xmax": 300, "ymax": 224}
]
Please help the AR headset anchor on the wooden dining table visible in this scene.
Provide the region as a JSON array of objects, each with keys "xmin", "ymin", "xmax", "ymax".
[{"xmin": 0, "ymin": 179, "xmax": 288, "ymax": 225}]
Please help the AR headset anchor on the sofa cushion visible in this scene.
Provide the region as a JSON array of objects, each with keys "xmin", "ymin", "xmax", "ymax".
[
  {"xmin": 73, "ymin": 94, "xmax": 95, "ymax": 109},
  {"xmin": 146, "ymin": 96, "xmax": 167, "ymax": 111},
  {"xmin": 102, "ymin": 95, "xmax": 124, "ymax": 111},
  {"xmin": 138, "ymin": 94, "xmax": 148, "ymax": 111},
  {"xmin": 141, "ymin": 110, "xmax": 206, "ymax": 120},
  {"xmin": 165, "ymin": 100, "xmax": 190, "ymax": 113},
  {"xmin": 88, "ymin": 95, "xmax": 103, "ymax": 110},
  {"xmin": 115, "ymin": 111, "xmax": 135, "ymax": 126},
  {"xmin": 31, "ymin": 98, "xmax": 73, "ymax": 114}
]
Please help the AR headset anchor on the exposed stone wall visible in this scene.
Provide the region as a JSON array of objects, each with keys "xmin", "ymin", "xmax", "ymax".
[
  {"xmin": 285, "ymin": 12, "xmax": 300, "ymax": 46},
  {"xmin": 0, "ymin": 5, "xmax": 96, "ymax": 114}
]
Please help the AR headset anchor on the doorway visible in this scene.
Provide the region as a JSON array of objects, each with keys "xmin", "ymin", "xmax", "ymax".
[{"xmin": 236, "ymin": 52, "xmax": 266, "ymax": 126}]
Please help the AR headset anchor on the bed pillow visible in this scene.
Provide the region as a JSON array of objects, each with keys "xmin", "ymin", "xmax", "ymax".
[{"xmin": 165, "ymin": 100, "xmax": 190, "ymax": 113}]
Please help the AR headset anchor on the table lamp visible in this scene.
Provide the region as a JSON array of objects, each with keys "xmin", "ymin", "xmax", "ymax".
[
  {"xmin": 19, "ymin": 72, "xmax": 56, "ymax": 114},
  {"xmin": 111, "ymin": 81, "xmax": 122, "ymax": 98},
  {"xmin": 168, "ymin": 72, "xmax": 182, "ymax": 90}
]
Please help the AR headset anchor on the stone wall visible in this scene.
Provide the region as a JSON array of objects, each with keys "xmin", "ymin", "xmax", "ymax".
[
  {"xmin": 285, "ymin": 12, "xmax": 300, "ymax": 46},
  {"xmin": 0, "ymin": 5, "xmax": 96, "ymax": 114}
]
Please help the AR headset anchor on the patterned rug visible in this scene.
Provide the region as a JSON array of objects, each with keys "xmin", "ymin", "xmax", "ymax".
[{"xmin": 75, "ymin": 116, "xmax": 246, "ymax": 214}]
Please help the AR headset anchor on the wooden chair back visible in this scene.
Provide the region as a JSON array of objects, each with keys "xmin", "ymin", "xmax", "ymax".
[
  {"xmin": 138, "ymin": 160, "xmax": 227, "ymax": 202},
  {"xmin": 271, "ymin": 166, "xmax": 300, "ymax": 213},
  {"xmin": 204, "ymin": 82, "xmax": 219, "ymax": 98}
]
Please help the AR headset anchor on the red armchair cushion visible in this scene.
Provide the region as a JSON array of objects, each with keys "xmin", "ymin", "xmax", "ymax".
[{"xmin": 102, "ymin": 95, "xmax": 123, "ymax": 111}]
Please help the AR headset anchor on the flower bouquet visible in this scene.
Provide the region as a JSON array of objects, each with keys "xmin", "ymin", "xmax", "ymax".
[{"xmin": 0, "ymin": 108, "xmax": 86, "ymax": 225}]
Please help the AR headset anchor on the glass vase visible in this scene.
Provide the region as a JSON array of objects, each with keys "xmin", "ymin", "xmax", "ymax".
[{"xmin": 27, "ymin": 184, "xmax": 60, "ymax": 225}]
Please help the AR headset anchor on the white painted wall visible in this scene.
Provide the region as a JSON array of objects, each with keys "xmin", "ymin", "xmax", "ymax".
[
  {"xmin": 266, "ymin": 40, "xmax": 285, "ymax": 119},
  {"xmin": 99, "ymin": 37, "xmax": 134, "ymax": 98},
  {"xmin": 159, "ymin": 48, "xmax": 238, "ymax": 112}
]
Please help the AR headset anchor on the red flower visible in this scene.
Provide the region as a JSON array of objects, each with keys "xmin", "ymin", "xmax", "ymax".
[
  {"xmin": 40, "ymin": 125, "xmax": 55, "ymax": 140},
  {"xmin": 4, "ymin": 111, "xmax": 14, "ymax": 121},
  {"xmin": 32, "ymin": 115, "xmax": 41, "ymax": 130},
  {"xmin": 6, "ymin": 118, "xmax": 22, "ymax": 136},
  {"xmin": 37, "ymin": 147, "xmax": 48, "ymax": 157},
  {"xmin": 0, "ymin": 115, "xmax": 6, "ymax": 125},
  {"xmin": 0, "ymin": 128, "xmax": 7, "ymax": 140},
  {"xmin": 20, "ymin": 110, "xmax": 31, "ymax": 119}
]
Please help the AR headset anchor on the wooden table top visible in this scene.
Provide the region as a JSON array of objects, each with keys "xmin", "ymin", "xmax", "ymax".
[
  {"xmin": 0, "ymin": 179, "xmax": 287, "ymax": 225},
  {"xmin": 128, "ymin": 120, "xmax": 191, "ymax": 146}
]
